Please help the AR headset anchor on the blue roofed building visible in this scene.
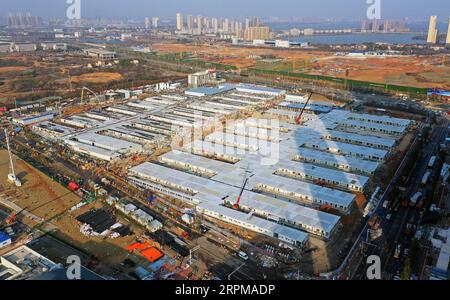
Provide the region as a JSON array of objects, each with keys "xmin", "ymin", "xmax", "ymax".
[{"xmin": 0, "ymin": 232, "xmax": 11, "ymax": 249}]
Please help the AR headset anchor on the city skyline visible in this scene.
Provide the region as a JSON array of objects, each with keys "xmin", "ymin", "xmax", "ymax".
[{"xmin": 2, "ymin": 0, "xmax": 450, "ymax": 21}]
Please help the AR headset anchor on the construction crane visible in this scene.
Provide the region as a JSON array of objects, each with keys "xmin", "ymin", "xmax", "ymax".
[
  {"xmin": 295, "ymin": 93, "xmax": 313, "ymax": 126},
  {"xmin": 234, "ymin": 165, "xmax": 251, "ymax": 209},
  {"xmin": 4, "ymin": 128, "xmax": 21, "ymax": 187},
  {"xmin": 80, "ymin": 86, "xmax": 100, "ymax": 105}
]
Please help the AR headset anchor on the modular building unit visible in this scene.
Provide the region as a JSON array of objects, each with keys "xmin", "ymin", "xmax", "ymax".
[
  {"xmin": 275, "ymin": 160, "xmax": 369, "ymax": 192},
  {"xmin": 338, "ymin": 119, "xmax": 407, "ymax": 135},
  {"xmin": 347, "ymin": 112, "xmax": 412, "ymax": 127},
  {"xmin": 12, "ymin": 112, "xmax": 55, "ymax": 126},
  {"xmin": 128, "ymin": 162, "xmax": 341, "ymax": 239},
  {"xmin": 197, "ymin": 202, "xmax": 308, "ymax": 247},
  {"xmin": 292, "ymin": 147, "xmax": 379, "ymax": 175}
]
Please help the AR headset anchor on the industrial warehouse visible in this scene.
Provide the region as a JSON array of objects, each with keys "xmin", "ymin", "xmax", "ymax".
[{"xmin": 21, "ymin": 81, "xmax": 414, "ymax": 249}]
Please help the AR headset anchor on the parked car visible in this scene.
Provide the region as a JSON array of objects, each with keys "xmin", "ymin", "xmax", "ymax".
[{"xmin": 238, "ymin": 251, "xmax": 249, "ymax": 261}]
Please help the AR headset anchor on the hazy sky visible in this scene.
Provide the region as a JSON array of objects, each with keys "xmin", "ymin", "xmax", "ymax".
[{"xmin": 2, "ymin": 0, "xmax": 450, "ymax": 21}]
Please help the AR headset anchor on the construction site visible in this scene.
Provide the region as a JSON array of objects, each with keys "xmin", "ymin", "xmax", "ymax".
[
  {"xmin": 151, "ymin": 42, "xmax": 450, "ymax": 90},
  {"xmin": 0, "ymin": 50, "xmax": 184, "ymax": 107},
  {"xmin": 0, "ymin": 74, "xmax": 423, "ymax": 276},
  {"xmin": 0, "ymin": 75, "xmax": 417, "ymax": 274}
]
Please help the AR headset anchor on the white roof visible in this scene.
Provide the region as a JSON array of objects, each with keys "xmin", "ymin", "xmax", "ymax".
[
  {"xmin": 347, "ymin": 112, "xmax": 412, "ymax": 126},
  {"xmin": 276, "ymin": 160, "xmax": 369, "ymax": 189},
  {"xmin": 323, "ymin": 129, "xmax": 396, "ymax": 148},
  {"xmin": 248, "ymin": 173, "xmax": 355, "ymax": 209},
  {"xmin": 129, "ymin": 162, "xmax": 340, "ymax": 234},
  {"xmin": 74, "ymin": 132, "xmax": 141, "ymax": 152},
  {"xmin": 65, "ymin": 140, "xmax": 119, "ymax": 161},
  {"xmin": 197, "ymin": 202, "xmax": 308, "ymax": 243},
  {"xmin": 338, "ymin": 119, "xmax": 407, "ymax": 134},
  {"xmin": 159, "ymin": 150, "xmax": 236, "ymax": 175},
  {"xmin": 293, "ymin": 147, "xmax": 380, "ymax": 174},
  {"xmin": 299, "ymin": 139, "xmax": 388, "ymax": 161}
]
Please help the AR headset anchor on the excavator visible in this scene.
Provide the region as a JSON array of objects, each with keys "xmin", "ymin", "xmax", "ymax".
[{"xmin": 295, "ymin": 93, "xmax": 313, "ymax": 126}]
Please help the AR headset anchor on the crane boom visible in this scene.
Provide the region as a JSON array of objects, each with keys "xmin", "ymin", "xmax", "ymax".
[
  {"xmin": 234, "ymin": 178, "xmax": 249, "ymax": 209},
  {"xmin": 295, "ymin": 93, "xmax": 313, "ymax": 125},
  {"xmin": 4, "ymin": 129, "xmax": 15, "ymax": 178},
  {"xmin": 80, "ymin": 86, "xmax": 100, "ymax": 105}
]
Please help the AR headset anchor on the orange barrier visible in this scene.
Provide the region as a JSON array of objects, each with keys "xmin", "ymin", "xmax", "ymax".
[
  {"xmin": 140, "ymin": 247, "xmax": 164, "ymax": 263},
  {"xmin": 127, "ymin": 242, "xmax": 151, "ymax": 253}
]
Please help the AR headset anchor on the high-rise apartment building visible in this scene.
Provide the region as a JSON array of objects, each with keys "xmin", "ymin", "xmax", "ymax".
[
  {"xmin": 427, "ymin": 16, "xmax": 438, "ymax": 44},
  {"xmin": 187, "ymin": 15, "xmax": 194, "ymax": 33},
  {"xmin": 245, "ymin": 18, "xmax": 250, "ymax": 30},
  {"xmin": 176, "ymin": 13, "xmax": 183, "ymax": 31},
  {"xmin": 446, "ymin": 19, "xmax": 450, "ymax": 46},
  {"xmin": 223, "ymin": 18, "xmax": 230, "ymax": 33},
  {"xmin": 152, "ymin": 17, "xmax": 159, "ymax": 28},
  {"xmin": 196, "ymin": 16, "xmax": 202, "ymax": 34},
  {"xmin": 244, "ymin": 26, "xmax": 271, "ymax": 41},
  {"xmin": 212, "ymin": 18, "xmax": 218, "ymax": 33}
]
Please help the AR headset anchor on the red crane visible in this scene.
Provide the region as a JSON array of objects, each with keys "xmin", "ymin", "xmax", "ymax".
[
  {"xmin": 234, "ymin": 177, "xmax": 249, "ymax": 209},
  {"xmin": 295, "ymin": 93, "xmax": 313, "ymax": 125},
  {"xmin": 234, "ymin": 165, "xmax": 251, "ymax": 209}
]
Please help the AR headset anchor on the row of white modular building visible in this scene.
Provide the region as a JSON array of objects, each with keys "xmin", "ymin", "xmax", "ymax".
[{"xmin": 127, "ymin": 106, "xmax": 413, "ymax": 247}]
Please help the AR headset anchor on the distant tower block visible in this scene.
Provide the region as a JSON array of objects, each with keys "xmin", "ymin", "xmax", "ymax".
[
  {"xmin": 427, "ymin": 16, "xmax": 438, "ymax": 44},
  {"xmin": 446, "ymin": 19, "xmax": 450, "ymax": 47},
  {"xmin": 176, "ymin": 13, "xmax": 183, "ymax": 31}
]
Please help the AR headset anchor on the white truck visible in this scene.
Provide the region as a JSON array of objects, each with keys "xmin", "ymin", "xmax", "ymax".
[
  {"xmin": 421, "ymin": 171, "xmax": 431, "ymax": 186},
  {"xmin": 410, "ymin": 192, "xmax": 422, "ymax": 207},
  {"xmin": 427, "ymin": 156, "xmax": 436, "ymax": 169}
]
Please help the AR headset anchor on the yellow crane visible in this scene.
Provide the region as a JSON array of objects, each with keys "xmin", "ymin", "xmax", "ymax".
[{"xmin": 80, "ymin": 86, "xmax": 100, "ymax": 106}]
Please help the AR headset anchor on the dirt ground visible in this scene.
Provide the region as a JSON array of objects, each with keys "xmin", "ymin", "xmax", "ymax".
[
  {"xmin": 0, "ymin": 149, "xmax": 80, "ymax": 223},
  {"xmin": 0, "ymin": 66, "xmax": 29, "ymax": 73},
  {"xmin": 0, "ymin": 149, "xmax": 146, "ymax": 267},
  {"xmin": 52, "ymin": 201, "xmax": 140, "ymax": 266},
  {"xmin": 70, "ymin": 72, "xmax": 123, "ymax": 84},
  {"xmin": 316, "ymin": 56, "xmax": 450, "ymax": 89},
  {"xmin": 153, "ymin": 42, "xmax": 450, "ymax": 89},
  {"xmin": 152, "ymin": 43, "xmax": 328, "ymax": 69}
]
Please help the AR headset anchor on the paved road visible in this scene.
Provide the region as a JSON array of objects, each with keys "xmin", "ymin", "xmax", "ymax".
[{"xmin": 351, "ymin": 119, "xmax": 448, "ymax": 279}]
